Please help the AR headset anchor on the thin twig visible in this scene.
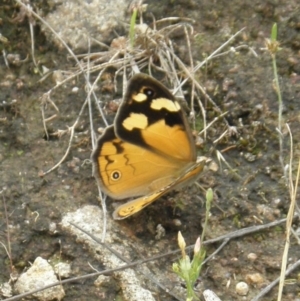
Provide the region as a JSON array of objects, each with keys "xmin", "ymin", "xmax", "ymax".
[
  {"xmin": 2, "ymin": 195, "xmax": 13, "ymax": 271},
  {"xmin": 3, "ymin": 216, "xmax": 290, "ymax": 301},
  {"xmin": 251, "ymin": 258, "xmax": 300, "ymax": 301},
  {"xmin": 70, "ymin": 222, "xmax": 184, "ymax": 301}
]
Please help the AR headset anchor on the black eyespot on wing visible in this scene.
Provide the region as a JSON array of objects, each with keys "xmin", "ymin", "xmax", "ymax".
[
  {"xmin": 144, "ymin": 87, "xmax": 155, "ymax": 98},
  {"xmin": 111, "ymin": 170, "xmax": 121, "ymax": 181}
]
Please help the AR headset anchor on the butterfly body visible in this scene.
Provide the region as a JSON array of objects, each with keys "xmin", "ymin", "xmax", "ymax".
[{"xmin": 92, "ymin": 73, "xmax": 207, "ymax": 219}]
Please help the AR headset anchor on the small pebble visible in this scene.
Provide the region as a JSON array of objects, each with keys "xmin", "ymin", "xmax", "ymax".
[
  {"xmin": 54, "ymin": 262, "xmax": 72, "ymax": 278},
  {"xmin": 72, "ymin": 87, "xmax": 79, "ymax": 93},
  {"xmin": 236, "ymin": 281, "xmax": 249, "ymax": 296},
  {"xmin": 245, "ymin": 273, "xmax": 264, "ymax": 286},
  {"xmin": 0, "ymin": 282, "xmax": 12, "ymax": 298},
  {"xmin": 155, "ymin": 224, "xmax": 166, "ymax": 240},
  {"xmin": 94, "ymin": 275, "xmax": 110, "ymax": 287},
  {"xmin": 172, "ymin": 219, "xmax": 182, "ymax": 226},
  {"xmin": 247, "ymin": 253, "xmax": 258, "ymax": 261}
]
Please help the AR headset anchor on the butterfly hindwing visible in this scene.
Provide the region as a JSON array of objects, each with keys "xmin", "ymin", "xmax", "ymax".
[
  {"xmin": 112, "ymin": 156, "xmax": 208, "ymax": 219},
  {"xmin": 113, "ymin": 190, "xmax": 165, "ymax": 219},
  {"xmin": 92, "ymin": 125, "xmax": 192, "ymax": 200}
]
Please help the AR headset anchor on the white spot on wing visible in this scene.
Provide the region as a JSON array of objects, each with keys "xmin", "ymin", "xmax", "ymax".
[
  {"xmin": 132, "ymin": 92, "xmax": 147, "ymax": 102},
  {"xmin": 122, "ymin": 113, "xmax": 148, "ymax": 130}
]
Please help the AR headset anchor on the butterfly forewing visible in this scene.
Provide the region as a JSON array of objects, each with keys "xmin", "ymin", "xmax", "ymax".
[{"xmin": 115, "ymin": 74, "xmax": 197, "ymax": 161}]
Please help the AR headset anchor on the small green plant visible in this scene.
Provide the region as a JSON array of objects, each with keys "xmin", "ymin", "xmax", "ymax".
[
  {"xmin": 172, "ymin": 233, "xmax": 205, "ymax": 301},
  {"xmin": 201, "ymin": 188, "xmax": 213, "ymax": 242},
  {"xmin": 128, "ymin": 2, "xmax": 147, "ymax": 49},
  {"xmin": 172, "ymin": 188, "xmax": 213, "ymax": 300},
  {"xmin": 129, "ymin": 7, "xmax": 138, "ymax": 48},
  {"xmin": 265, "ymin": 23, "xmax": 284, "ymax": 173}
]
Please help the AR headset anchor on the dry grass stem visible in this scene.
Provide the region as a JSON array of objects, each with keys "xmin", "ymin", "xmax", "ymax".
[{"xmin": 277, "ymin": 124, "xmax": 299, "ymax": 301}]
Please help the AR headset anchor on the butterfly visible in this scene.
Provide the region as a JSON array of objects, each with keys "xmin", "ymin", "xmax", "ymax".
[{"xmin": 92, "ymin": 73, "xmax": 208, "ymax": 219}]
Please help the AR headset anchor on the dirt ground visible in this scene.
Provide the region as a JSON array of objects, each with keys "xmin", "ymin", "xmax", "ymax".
[{"xmin": 0, "ymin": 1, "xmax": 300, "ymax": 301}]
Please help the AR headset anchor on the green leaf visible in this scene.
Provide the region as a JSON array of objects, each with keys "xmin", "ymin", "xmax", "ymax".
[
  {"xmin": 129, "ymin": 9, "xmax": 138, "ymax": 48},
  {"xmin": 271, "ymin": 23, "xmax": 277, "ymax": 42}
]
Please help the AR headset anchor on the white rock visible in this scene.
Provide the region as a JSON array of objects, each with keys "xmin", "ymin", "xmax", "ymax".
[
  {"xmin": 61, "ymin": 205, "xmax": 155, "ymax": 301},
  {"xmin": 0, "ymin": 282, "xmax": 13, "ymax": 298},
  {"xmin": 247, "ymin": 253, "xmax": 258, "ymax": 261},
  {"xmin": 15, "ymin": 257, "xmax": 65, "ymax": 301},
  {"xmin": 54, "ymin": 262, "xmax": 72, "ymax": 278},
  {"xmin": 203, "ymin": 289, "xmax": 222, "ymax": 301},
  {"xmin": 94, "ymin": 275, "xmax": 110, "ymax": 287},
  {"xmin": 41, "ymin": 0, "xmax": 131, "ymax": 50}
]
